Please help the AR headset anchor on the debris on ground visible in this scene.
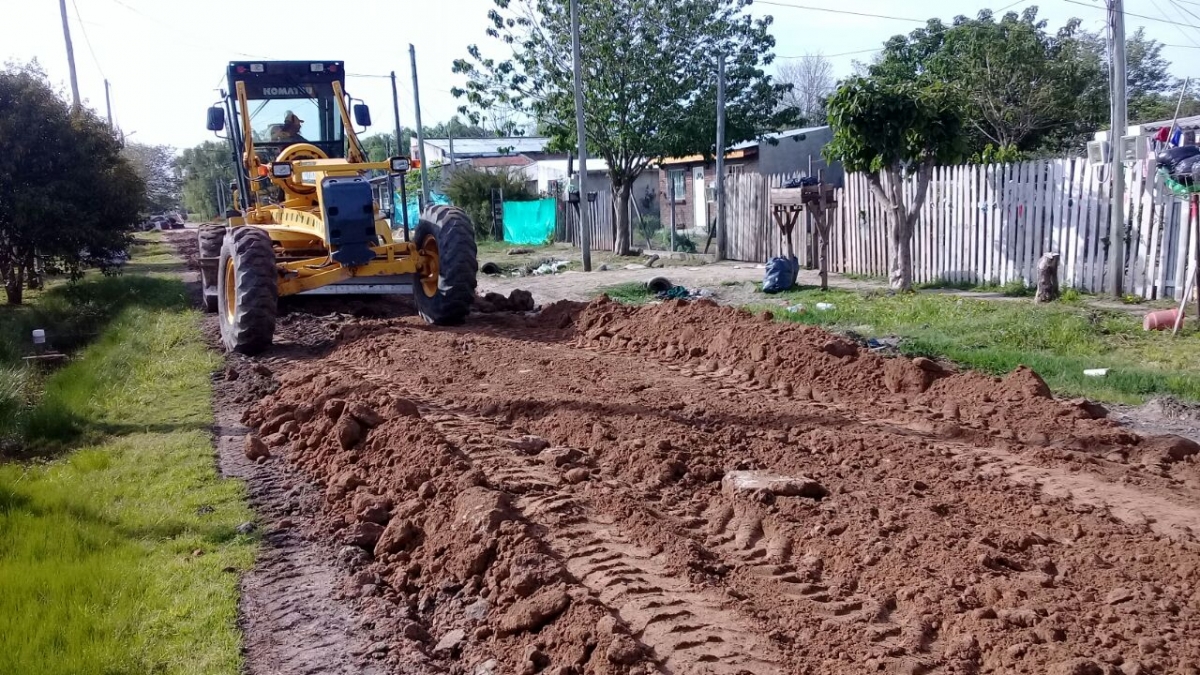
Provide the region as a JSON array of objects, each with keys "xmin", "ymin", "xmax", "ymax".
[
  {"xmin": 529, "ymin": 259, "xmax": 570, "ymax": 276},
  {"xmin": 480, "ymin": 262, "xmax": 502, "ymax": 275},
  {"xmin": 235, "ymin": 297, "xmax": 1200, "ymax": 675},
  {"xmin": 505, "ymin": 247, "xmax": 533, "ymax": 255},
  {"xmin": 473, "ymin": 290, "xmax": 536, "ymax": 314}
]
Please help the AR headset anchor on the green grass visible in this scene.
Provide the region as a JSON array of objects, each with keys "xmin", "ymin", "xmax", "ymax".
[
  {"xmin": 600, "ymin": 281, "xmax": 656, "ymax": 304},
  {"xmin": 752, "ymin": 288, "xmax": 1200, "ymax": 404},
  {"xmin": 0, "ymin": 238, "xmax": 256, "ymax": 674}
]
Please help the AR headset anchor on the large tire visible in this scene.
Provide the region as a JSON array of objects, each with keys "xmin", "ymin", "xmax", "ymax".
[
  {"xmin": 413, "ymin": 206, "xmax": 477, "ymax": 325},
  {"xmin": 198, "ymin": 225, "xmax": 225, "ymax": 313},
  {"xmin": 216, "ymin": 227, "xmax": 278, "ymax": 354}
]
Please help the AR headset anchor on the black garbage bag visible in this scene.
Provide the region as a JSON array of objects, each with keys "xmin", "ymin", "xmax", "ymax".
[
  {"xmin": 1156, "ymin": 145, "xmax": 1200, "ymax": 171},
  {"xmin": 1173, "ymin": 155, "xmax": 1200, "ymax": 185},
  {"xmin": 783, "ymin": 176, "xmax": 819, "ymax": 189},
  {"xmin": 762, "ymin": 255, "xmax": 799, "ymax": 294}
]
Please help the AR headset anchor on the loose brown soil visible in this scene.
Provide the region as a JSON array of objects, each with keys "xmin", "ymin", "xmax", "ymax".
[{"xmin": 212, "ymin": 294, "xmax": 1200, "ymax": 675}]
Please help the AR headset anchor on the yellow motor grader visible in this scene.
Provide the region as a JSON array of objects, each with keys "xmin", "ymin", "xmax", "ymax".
[{"xmin": 201, "ymin": 60, "xmax": 476, "ymax": 354}]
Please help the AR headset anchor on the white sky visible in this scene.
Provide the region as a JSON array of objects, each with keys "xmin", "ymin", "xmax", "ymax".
[{"xmin": 3, "ymin": 0, "xmax": 1199, "ymax": 150}]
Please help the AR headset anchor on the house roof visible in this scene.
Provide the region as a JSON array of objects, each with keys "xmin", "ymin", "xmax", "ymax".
[
  {"xmin": 469, "ymin": 155, "xmax": 536, "ymax": 169},
  {"xmin": 1132, "ymin": 114, "xmax": 1200, "ymax": 133},
  {"xmin": 660, "ymin": 125, "xmax": 830, "ymax": 165},
  {"xmin": 423, "ymin": 136, "xmax": 550, "ymax": 157}
]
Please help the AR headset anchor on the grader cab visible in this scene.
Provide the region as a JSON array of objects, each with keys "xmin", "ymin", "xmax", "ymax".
[{"xmin": 201, "ymin": 60, "xmax": 476, "ymax": 354}]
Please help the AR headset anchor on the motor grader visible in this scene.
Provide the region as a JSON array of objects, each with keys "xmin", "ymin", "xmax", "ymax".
[{"xmin": 201, "ymin": 60, "xmax": 476, "ymax": 354}]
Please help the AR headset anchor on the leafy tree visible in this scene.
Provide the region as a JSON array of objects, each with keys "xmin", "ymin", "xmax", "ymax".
[
  {"xmin": 871, "ymin": 8, "xmax": 1105, "ymax": 158},
  {"xmin": 122, "ymin": 143, "xmax": 181, "ymax": 214},
  {"xmin": 0, "ymin": 62, "xmax": 143, "ymax": 304},
  {"xmin": 177, "ymin": 141, "xmax": 235, "ymax": 219},
  {"xmin": 442, "ymin": 167, "xmax": 535, "ymax": 238},
  {"xmin": 825, "ymin": 76, "xmax": 966, "ymax": 292},
  {"xmin": 1082, "ymin": 27, "xmax": 1193, "ymax": 123},
  {"xmin": 776, "ymin": 53, "xmax": 834, "ymax": 125},
  {"xmin": 453, "ymin": 0, "xmax": 796, "ymax": 255}
]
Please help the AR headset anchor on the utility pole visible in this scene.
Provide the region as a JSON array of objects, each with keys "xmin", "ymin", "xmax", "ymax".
[
  {"xmin": 1108, "ymin": 0, "xmax": 1127, "ymax": 296},
  {"xmin": 715, "ymin": 54, "xmax": 728, "ymax": 261},
  {"xmin": 104, "ymin": 79, "xmax": 113, "ymax": 129},
  {"xmin": 58, "ymin": 0, "xmax": 80, "ymax": 110},
  {"xmin": 409, "ymin": 44, "xmax": 431, "ymax": 208},
  {"xmin": 570, "ymin": 0, "xmax": 592, "ymax": 270},
  {"xmin": 448, "ymin": 126, "xmax": 457, "ymax": 172},
  {"xmin": 390, "ymin": 71, "xmax": 403, "ymax": 156}
]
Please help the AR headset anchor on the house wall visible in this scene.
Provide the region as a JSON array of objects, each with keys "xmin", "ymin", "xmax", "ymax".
[
  {"xmin": 756, "ymin": 127, "xmax": 843, "ymax": 185},
  {"xmin": 658, "ymin": 158, "xmax": 762, "ymax": 230}
]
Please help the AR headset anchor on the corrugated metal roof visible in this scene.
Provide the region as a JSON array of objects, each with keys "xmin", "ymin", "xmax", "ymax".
[
  {"xmin": 729, "ymin": 125, "xmax": 830, "ymax": 151},
  {"xmin": 423, "ymin": 136, "xmax": 550, "ymax": 157}
]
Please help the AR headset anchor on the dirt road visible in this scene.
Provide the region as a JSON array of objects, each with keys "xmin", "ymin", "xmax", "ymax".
[{"xmin": 225, "ymin": 294, "xmax": 1200, "ymax": 675}]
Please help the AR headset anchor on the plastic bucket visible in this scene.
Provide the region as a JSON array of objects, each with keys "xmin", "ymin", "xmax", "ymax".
[{"xmin": 1144, "ymin": 308, "xmax": 1181, "ymax": 331}]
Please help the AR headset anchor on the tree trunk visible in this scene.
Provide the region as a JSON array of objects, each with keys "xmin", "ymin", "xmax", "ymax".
[
  {"xmin": 5, "ymin": 264, "xmax": 25, "ymax": 305},
  {"xmin": 1036, "ymin": 252, "xmax": 1060, "ymax": 303},
  {"xmin": 614, "ymin": 183, "xmax": 633, "ymax": 256}
]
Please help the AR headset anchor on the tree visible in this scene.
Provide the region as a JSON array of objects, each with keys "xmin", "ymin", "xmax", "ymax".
[
  {"xmin": 443, "ymin": 167, "xmax": 536, "ymax": 238},
  {"xmin": 1082, "ymin": 27, "xmax": 1192, "ymax": 123},
  {"xmin": 177, "ymin": 141, "xmax": 235, "ymax": 219},
  {"xmin": 122, "ymin": 143, "xmax": 181, "ymax": 214},
  {"xmin": 776, "ymin": 54, "xmax": 834, "ymax": 125},
  {"xmin": 870, "ymin": 8, "xmax": 1106, "ymax": 158},
  {"xmin": 825, "ymin": 76, "xmax": 966, "ymax": 292},
  {"xmin": 453, "ymin": 0, "xmax": 795, "ymax": 255},
  {"xmin": 0, "ymin": 62, "xmax": 143, "ymax": 304}
]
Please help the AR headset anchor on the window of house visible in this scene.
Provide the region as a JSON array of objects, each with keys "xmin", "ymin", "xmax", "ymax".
[
  {"xmin": 727, "ymin": 164, "xmax": 745, "ymax": 174},
  {"xmin": 667, "ymin": 169, "xmax": 686, "ymax": 202}
]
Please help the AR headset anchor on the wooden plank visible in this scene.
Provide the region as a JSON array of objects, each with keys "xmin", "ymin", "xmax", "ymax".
[
  {"xmin": 1093, "ymin": 166, "xmax": 1111, "ymax": 293},
  {"xmin": 1133, "ymin": 165, "xmax": 1153, "ymax": 297},
  {"xmin": 1065, "ymin": 160, "xmax": 1083, "ymax": 290},
  {"xmin": 1173, "ymin": 197, "xmax": 1193, "ymax": 300},
  {"xmin": 979, "ymin": 164, "xmax": 992, "ymax": 285},
  {"xmin": 1079, "ymin": 161, "xmax": 1097, "ymax": 291},
  {"xmin": 970, "ymin": 163, "xmax": 981, "ymax": 284},
  {"xmin": 1013, "ymin": 162, "xmax": 1026, "ymax": 285},
  {"xmin": 917, "ymin": 168, "xmax": 930, "ymax": 283},
  {"xmin": 1152, "ymin": 189, "xmax": 1174, "ymax": 299},
  {"xmin": 961, "ymin": 164, "xmax": 973, "ymax": 284},
  {"xmin": 1144, "ymin": 174, "xmax": 1164, "ymax": 298},
  {"xmin": 1050, "ymin": 159, "xmax": 1067, "ymax": 267},
  {"xmin": 1031, "ymin": 160, "xmax": 1047, "ymax": 284},
  {"xmin": 1007, "ymin": 163, "xmax": 1021, "ymax": 285}
]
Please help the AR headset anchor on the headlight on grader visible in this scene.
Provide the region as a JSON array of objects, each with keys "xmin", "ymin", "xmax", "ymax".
[
  {"xmin": 271, "ymin": 162, "xmax": 293, "ymax": 178},
  {"xmin": 389, "ymin": 156, "xmax": 411, "ymax": 173}
]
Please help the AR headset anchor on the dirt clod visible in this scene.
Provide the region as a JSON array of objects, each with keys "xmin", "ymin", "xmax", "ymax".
[
  {"xmin": 245, "ymin": 435, "xmax": 271, "ymax": 461},
  {"xmin": 497, "ymin": 586, "xmax": 571, "ymax": 636}
]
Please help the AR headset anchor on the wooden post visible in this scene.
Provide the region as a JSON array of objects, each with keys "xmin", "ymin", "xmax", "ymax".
[
  {"xmin": 1035, "ymin": 252, "xmax": 1060, "ymax": 303},
  {"xmin": 816, "ymin": 172, "xmax": 830, "ymax": 291}
]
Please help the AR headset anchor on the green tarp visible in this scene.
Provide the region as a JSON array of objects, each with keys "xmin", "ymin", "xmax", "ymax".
[{"xmin": 502, "ymin": 199, "xmax": 556, "ymax": 245}]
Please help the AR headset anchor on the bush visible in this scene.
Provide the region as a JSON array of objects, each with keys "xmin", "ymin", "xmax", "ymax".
[{"xmin": 443, "ymin": 167, "xmax": 537, "ymax": 239}]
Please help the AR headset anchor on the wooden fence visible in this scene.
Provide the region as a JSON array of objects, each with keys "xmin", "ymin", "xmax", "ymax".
[{"xmin": 723, "ymin": 160, "xmax": 1196, "ymax": 300}]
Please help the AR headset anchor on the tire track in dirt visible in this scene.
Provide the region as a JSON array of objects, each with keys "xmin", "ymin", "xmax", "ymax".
[{"xmin": 428, "ymin": 406, "xmax": 786, "ymax": 674}]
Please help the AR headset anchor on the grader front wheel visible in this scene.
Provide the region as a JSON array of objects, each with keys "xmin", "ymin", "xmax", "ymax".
[
  {"xmin": 216, "ymin": 227, "xmax": 278, "ymax": 354},
  {"xmin": 413, "ymin": 206, "xmax": 478, "ymax": 325}
]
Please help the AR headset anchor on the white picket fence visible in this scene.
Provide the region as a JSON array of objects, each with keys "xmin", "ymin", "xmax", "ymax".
[{"xmin": 724, "ymin": 159, "xmax": 1197, "ymax": 300}]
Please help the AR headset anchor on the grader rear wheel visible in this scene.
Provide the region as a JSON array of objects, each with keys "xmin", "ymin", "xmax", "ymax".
[
  {"xmin": 198, "ymin": 225, "xmax": 225, "ymax": 313},
  {"xmin": 413, "ymin": 206, "xmax": 478, "ymax": 325},
  {"xmin": 216, "ymin": 227, "xmax": 278, "ymax": 354}
]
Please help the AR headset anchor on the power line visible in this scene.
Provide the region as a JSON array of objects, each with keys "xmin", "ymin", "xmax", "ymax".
[
  {"xmin": 1060, "ymin": 0, "xmax": 1195, "ymax": 28},
  {"xmin": 997, "ymin": 0, "xmax": 1028, "ymax": 10},
  {"xmin": 1170, "ymin": 0, "xmax": 1200, "ymax": 25},
  {"xmin": 70, "ymin": 0, "xmax": 105, "ymax": 79},
  {"xmin": 753, "ymin": 0, "xmax": 924, "ymax": 23},
  {"xmin": 778, "ymin": 47, "xmax": 879, "ymax": 58},
  {"xmin": 1158, "ymin": 0, "xmax": 1200, "ymax": 48}
]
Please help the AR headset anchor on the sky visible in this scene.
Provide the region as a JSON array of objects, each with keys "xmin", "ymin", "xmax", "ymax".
[{"xmin": 3, "ymin": 0, "xmax": 1199, "ymax": 150}]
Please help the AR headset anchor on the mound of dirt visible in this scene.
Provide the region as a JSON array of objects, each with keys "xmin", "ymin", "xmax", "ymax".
[{"xmin": 241, "ymin": 297, "xmax": 1200, "ymax": 675}]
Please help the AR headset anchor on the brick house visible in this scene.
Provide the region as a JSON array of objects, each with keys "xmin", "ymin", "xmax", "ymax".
[{"xmin": 658, "ymin": 126, "xmax": 841, "ymax": 231}]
